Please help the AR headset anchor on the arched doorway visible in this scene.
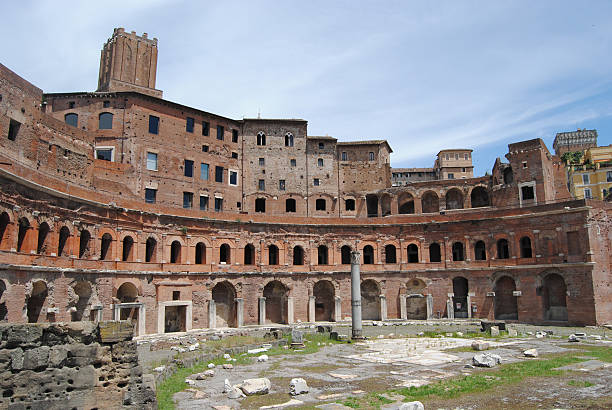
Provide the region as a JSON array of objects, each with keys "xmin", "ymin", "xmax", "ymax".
[
  {"xmin": 452, "ymin": 277, "xmax": 468, "ymax": 318},
  {"xmin": 470, "ymin": 187, "xmax": 489, "ymax": 207},
  {"xmin": 212, "ymin": 281, "xmax": 236, "ymax": 327},
  {"xmin": 313, "ymin": 280, "xmax": 335, "ymax": 322},
  {"xmin": 543, "ymin": 274, "xmax": 567, "ymax": 321},
  {"xmin": 71, "ymin": 281, "xmax": 92, "ymax": 321},
  {"xmin": 116, "ymin": 282, "xmax": 139, "ymax": 321},
  {"xmin": 494, "ymin": 276, "xmax": 518, "ymax": 320},
  {"xmin": 406, "ymin": 279, "xmax": 427, "ymax": 319},
  {"xmin": 361, "ymin": 279, "xmax": 381, "ymax": 320},
  {"xmin": 421, "ymin": 191, "xmax": 439, "ymax": 213},
  {"xmin": 445, "ymin": 189, "xmax": 464, "ymax": 210},
  {"xmin": 380, "ymin": 194, "xmax": 392, "ymax": 216},
  {"xmin": 398, "ymin": 192, "xmax": 415, "ymax": 214},
  {"xmin": 366, "ymin": 194, "xmax": 378, "ymax": 217},
  {"xmin": 263, "ymin": 281, "xmax": 288, "ymax": 324},
  {"xmin": 27, "ymin": 280, "xmax": 48, "ymax": 323}
]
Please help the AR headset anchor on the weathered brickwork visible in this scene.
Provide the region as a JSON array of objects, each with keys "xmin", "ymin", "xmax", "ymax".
[{"xmin": 0, "ymin": 28, "xmax": 610, "ymax": 336}]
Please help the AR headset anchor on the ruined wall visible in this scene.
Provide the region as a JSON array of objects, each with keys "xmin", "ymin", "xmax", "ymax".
[{"xmin": 0, "ymin": 321, "xmax": 156, "ymax": 409}]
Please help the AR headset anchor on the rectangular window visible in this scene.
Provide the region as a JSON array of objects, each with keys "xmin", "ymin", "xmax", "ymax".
[
  {"xmin": 184, "ymin": 159, "xmax": 194, "ymax": 177},
  {"xmin": 584, "ymin": 188, "xmax": 592, "ymax": 199},
  {"xmin": 448, "ymin": 173, "xmax": 454, "ymax": 179},
  {"xmin": 149, "ymin": 115, "xmax": 159, "ymax": 134},
  {"xmin": 521, "ymin": 185, "xmax": 535, "ymax": 200},
  {"xmin": 202, "ymin": 121, "xmax": 209, "ymax": 136},
  {"xmin": 290, "ymin": 159, "xmax": 296, "ymax": 167},
  {"xmin": 318, "ymin": 158, "xmax": 324, "ymax": 167},
  {"xmin": 186, "ymin": 117, "xmax": 194, "ymax": 133},
  {"xmin": 202, "ymin": 144, "xmax": 209, "ymax": 152},
  {"xmin": 145, "ymin": 188, "xmax": 156, "ymax": 204},
  {"xmin": 229, "ymin": 170, "xmax": 238, "ymax": 186},
  {"xmin": 231, "ymin": 152, "xmax": 238, "ymax": 159},
  {"xmin": 464, "ymin": 153, "xmax": 468, "ymax": 160},
  {"xmin": 146, "ymin": 152, "xmax": 158, "ymax": 171},
  {"xmin": 341, "ymin": 152, "xmax": 347, "ymax": 161},
  {"xmin": 183, "ymin": 192, "xmax": 193, "ymax": 208},
  {"xmin": 582, "ymin": 174, "xmax": 590, "ymax": 184},
  {"xmin": 8, "ymin": 119, "xmax": 20, "ymax": 141},
  {"xmin": 215, "ymin": 166, "xmax": 223, "ymax": 183},
  {"xmin": 369, "ymin": 152, "xmax": 374, "ymax": 161},
  {"xmin": 258, "ymin": 179, "xmax": 265, "ymax": 190},
  {"xmin": 455, "ymin": 153, "xmax": 459, "ymax": 160},
  {"xmin": 318, "ymin": 142, "xmax": 324, "ymax": 149},
  {"xmin": 445, "ymin": 154, "xmax": 449, "ymax": 160},
  {"xmin": 279, "ymin": 180, "xmax": 285, "ymax": 190},
  {"xmin": 199, "ymin": 195, "xmax": 208, "ymax": 211},
  {"xmin": 314, "ymin": 178, "xmax": 320, "ymax": 186},
  {"xmin": 214, "ymin": 197, "xmax": 223, "ymax": 212},
  {"xmin": 103, "ymin": 100, "xmax": 110, "ymax": 108},
  {"xmin": 217, "ymin": 125, "xmax": 224, "ymax": 140},
  {"xmin": 68, "ymin": 101, "xmax": 75, "ymax": 109},
  {"xmin": 200, "ymin": 163, "xmax": 209, "ymax": 180},
  {"xmin": 232, "ymin": 129, "xmax": 238, "ymax": 143},
  {"xmin": 259, "ymin": 158, "xmax": 265, "ymax": 166},
  {"xmin": 96, "ymin": 148, "xmax": 114, "ymax": 161}
]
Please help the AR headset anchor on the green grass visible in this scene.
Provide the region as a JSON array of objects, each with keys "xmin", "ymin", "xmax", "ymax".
[
  {"xmin": 336, "ymin": 346, "xmax": 612, "ymax": 408},
  {"xmin": 568, "ymin": 380, "xmax": 594, "ymax": 387}
]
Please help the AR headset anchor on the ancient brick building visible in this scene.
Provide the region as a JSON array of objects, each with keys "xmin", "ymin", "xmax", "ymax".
[{"xmin": 0, "ymin": 29, "xmax": 610, "ymax": 334}]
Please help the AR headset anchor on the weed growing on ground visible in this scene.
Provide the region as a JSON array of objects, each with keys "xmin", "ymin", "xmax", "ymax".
[{"xmin": 568, "ymin": 380, "xmax": 594, "ymax": 387}]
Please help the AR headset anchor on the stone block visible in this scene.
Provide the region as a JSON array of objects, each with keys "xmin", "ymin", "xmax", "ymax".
[
  {"xmin": 490, "ymin": 326, "xmax": 500, "ymax": 337},
  {"xmin": 471, "ymin": 341, "xmax": 489, "ymax": 351},
  {"xmin": 10, "ymin": 348, "xmax": 24, "ymax": 370},
  {"xmin": 23, "ymin": 346, "xmax": 50, "ymax": 370},
  {"xmin": 399, "ymin": 402, "xmax": 424, "ymax": 410},
  {"xmin": 49, "ymin": 345, "xmax": 69, "ymax": 367},
  {"xmin": 289, "ymin": 378, "xmax": 309, "ymax": 395},
  {"xmin": 98, "ymin": 321, "xmax": 134, "ymax": 343},
  {"xmin": 240, "ymin": 378, "xmax": 271, "ymax": 395},
  {"xmin": 111, "ymin": 341, "xmax": 138, "ymax": 363},
  {"xmin": 6, "ymin": 325, "xmax": 43, "ymax": 348},
  {"xmin": 72, "ymin": 365, "xmax": 97, "ymax": 389}
]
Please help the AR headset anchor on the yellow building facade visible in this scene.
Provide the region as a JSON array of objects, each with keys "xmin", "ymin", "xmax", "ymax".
[{"xmin": 568, "ymin": 145, "xmax": 612, "ymax": 200}]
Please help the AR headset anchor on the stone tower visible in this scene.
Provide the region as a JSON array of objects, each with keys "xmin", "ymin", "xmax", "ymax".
[{"xmin": 97, "ymin": 28, "xmax": 162, "ymax": 98}]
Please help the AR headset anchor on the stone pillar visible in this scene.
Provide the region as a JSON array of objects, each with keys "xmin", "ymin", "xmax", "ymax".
[
  {"xmin": 258, "ymin": 297, "xmax": 266, "ymax": 325},
  {"xmin": 380, "ymin": 295, "xmax": 387, "ymax": 321},
  {"xmin": 400, "ymin": 294, "xmax": 407, "ymax": 320},
  {"xmin": 447, "ymin": 298, "xmax": 455, "ymax": 319},
  {"xmin": 466, "ymin": 294, "xmax": 472, "ymax": 319},
  {"xmin": 334, "ymin": 296, "xmax": 341, "ymax": 322},
  {"xmin": 308, "ymin": 296, "xmax": 316, "ymax": 322},
  {"xmin": 426, "ymin": 294, "xmax": 434, "ymax": 320},
  {"xmin": 235, "ymin": 298, "xmax": 244, "ymax": 327},
  {"xmin": 208, "ymin": 299, "xmax": 216, "ymax": 329},
  {"xmin": 350, "ymin": 251, "xmax": 363, "ymax": 339},
  {"xmin": 287, "ymin": 297, "xmax": 294, "ymax": 324}
]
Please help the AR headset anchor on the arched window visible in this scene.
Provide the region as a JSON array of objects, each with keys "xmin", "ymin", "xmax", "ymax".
[
  {"xmin": 366, "ymin": 194, "xmax": 378, "ymax": 217},
  {"xmin": 452, "ymin": 242, "xmax": 464, "ymax": 261},
  {"xmin": 363, "ymin": 245, "xmax": 374, "ymax": 264},
  {"xmin": 64, "ymin": 113, "xmax": 78, "ymax": 127},
  {"xmin": 255, "ymin": 198, "xmax": 266, "ymax": 213},
  {"xmin": 285, "ymin": 133, "xmax": 294, "ymax": 147},
  {"xmin": 98, "ymin": 112, "xmax": 113, "ymax": 130},
  {"xmin": 78, "ymin": 229, "xmax": 91, "ymax": 258},
  {"xmin": 122, "ymin": 236, "xmax": 134, "ymax": 262},
  {"xmin": 520, "ymin": 236, "xmax": 532, "ymax": 258},
  {"xmin": 17, "ymin": 217, "xmax": 30, "ymax": 253},
  {"xmin": 58, "ymin": 226, "xmax": 70, "ymax": 257},
  {"xmin": 286, "ymin": 198, "xmax": 296, "ymax": 213},
  {"xmin": 407, "ymin": 244, "xmax": 419, "ymax": 263},
  {"xmin": 257, "ymin": 131, "xmax": 266, "ymax": 146},
  {"xmin": 422, "ymin": 191, "xmax": 439, "ymax": 213},
  {"xmin": 244, "ymin": 244, "xmax": 255, "ymax": 265},
  {"xmin": 398, "ymin": 193, "xmax": 415, "ymax": 214},
  {"xmin": 293, "ymin": 245, "xmax": 304, "ymax": 265},
  {"xmin": 429, "ymin": 243, "xmax": 441, "ymax": 262},
  {"xmin": 37, "ymin": 222, "xmax": 50, "ymax": 254},
  {"xmin": 318, "ymin": 158, "xmax": 324, "ymax": 167},
  {"xmin": 474, "ymin": 240, "xmax": 486, "ymax": 260},
  {"xmin": 341, "ymin": 245, "xmax": 351, "ymax": 264},
  {"xmin": 445, "ymin": 189, "xmax": 464, "ymax": 210},
  {"xmin": 195, "ymin": 242, "xmax": 206, "ymax": 264},
  {"xmin": 100, "ymin": 233, "xmax": 112, "ymax": 260},
  {"xmin": 497, "ymin": 239, "xmax": 509, "ymax": 259},
  {"xmin": 0, "ymin": 212, "xmax": 9, "ymax": 248},
  {"xmin": 470, "ymin": 187, "xmax": 489, "ymax": 207},
  {"xmin": 170, "ymin": 240, "xmax": 181, "ymax": 263},
  {"xmin": 145, "ymin": 237, "xmax": 157, "ymax": 262},
  {"xmin": 318, "ymin": 245, "xmax": 328, "ymax": 265},
  {"xmin": 220, "ymin": 243, "xmax": 231, "ymax": 264},
  {"xmin": 385, "ymin": 245, "xmax": 397, "ymax": 263},
  {"xmin": 268, "ymin": 244, "xmax": 279, "ymax": 265},
  {"xmin": 316, "ymin": 198, "xmax": 326, "ymax": 211}
]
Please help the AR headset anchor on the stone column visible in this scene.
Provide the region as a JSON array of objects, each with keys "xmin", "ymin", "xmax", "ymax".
[
  {"xmin": 334, "ymin": 296, "xmax": 342, "ymax": 322},
  {"xmin": 258, "ymin": 297, "xmax": 266, "ymax": 325},
  {"xmin": 308, "ymin": 296, "xmax": 316, "ymax": 322},
  {"xmin": 467, "ymin": 293, "xmax": 473, "ymax": 319},
  {"xmin": 235, "ymin": 298, "xmax": 244, "ymax": 327},
  {"xmin": 447, "ymin": 298, "xmax": 455, "ymax": 319},
  {"xmin": 380, "ymin": 295, "xmax": 387, "ymax": 321},
  {"xmin": 426, "ymin": 294, "xmax": 434, "ymax": 320},
  {"xmin": 350, "ymin": 251, "xmax": 363, "ymax": 339},
  {"xmin": 400, "ymin": 294, "xmax": 407, "ymax": 320},
  {"xmin": 208, "ymin": 299, "xmax": 216, "ymax": 329},
  {"xmin": 287, "ymin": 297, "xmax": 294, "ymax": 324}
]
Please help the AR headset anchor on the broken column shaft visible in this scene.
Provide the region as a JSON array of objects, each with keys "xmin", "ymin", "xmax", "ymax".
[{"xmin": 350, "ymin": 250, "xmax": 363, "ymax": 340}]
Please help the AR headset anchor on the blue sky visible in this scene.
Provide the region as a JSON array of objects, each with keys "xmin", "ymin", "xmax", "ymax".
[{"xmin": 2, "ymin": 1, "xmax": 611, "ymax": 175}]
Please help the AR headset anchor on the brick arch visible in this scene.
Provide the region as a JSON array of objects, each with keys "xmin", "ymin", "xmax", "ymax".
[
  {"xmin": 468, "ymin": 184, "xmax": 490, "ymax": 208},
  {"xmin": 516, "ymin": 232, "xmax": 535, "ymax": 258},
  {"xmin": 381, "ymin": 240, "xmax": 400, "ymax": 263},
  {"xmin": 444, "ymin": 187, "xmax": 465, "ymax": 210},
  {"xmin": 419, "ymin": 190, "xmax": 440, "ymax": 213},
  {"xmin": 359, "ymin": 241, "xmax": 378, "ymax": 264},
  {"xmin": 114, "ymin": 279, "xmax": 141, "ymax": 301}
]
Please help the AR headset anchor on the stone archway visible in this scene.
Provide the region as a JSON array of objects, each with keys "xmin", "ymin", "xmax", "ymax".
[
  {"xmin": 263, "ymin": 281, "xmax": 288, "ymax": 324},
  {"xmin": 406, "ymin": 279, "xmax": 427, "ymax": 319},
  {"xmin": 494, "ymin": 276, "xmax": 518, "ymax": 320},
  {"xmin": 543, "ymin": 274, "xmax": 567, "ymax": 321},
  {"xmin": 313, "ymin": 280, "xmax": 335, "ymax": 322},
  {"xmin": 117, "ymin": 282, "xmax": 139, "ymax": 321},
  {"xmin": 26, "ymin": 280, "xmax": 48, "ymax": 323},
  {"xmin": 212, "ymin": 281, "xmax": 237, "ymax": 327},
  {"xmin": 71, "ymin": 281, "xmax": 92, "ymax": 321},
  {"xmin": 361, "ymin": 279, "xmax": 381, "ymax": 320}
]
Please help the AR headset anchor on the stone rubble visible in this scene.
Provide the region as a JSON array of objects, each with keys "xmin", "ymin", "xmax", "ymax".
[
  {"xmin": 289, "ymin": 378, "xmax": 309, "ymax": 395},
  {"xmin": 472, "ymin": 352, "xmax": 502, "ymax": 367}
]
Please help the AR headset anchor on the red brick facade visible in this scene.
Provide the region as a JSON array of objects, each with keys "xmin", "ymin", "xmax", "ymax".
[{"xmin": 0, "ymin": 29, "xmax": 610, "ymax": 333}]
